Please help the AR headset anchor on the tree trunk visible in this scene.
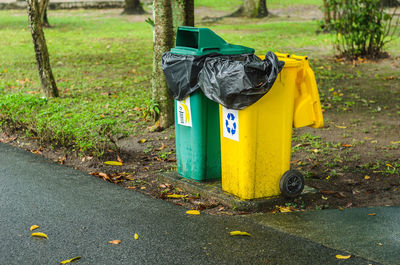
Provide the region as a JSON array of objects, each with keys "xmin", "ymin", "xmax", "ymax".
[
  {"xmin": 122, "ymin": 0, "xmax": 144, "ymax": 15},
  {"xmin": 27, "ymin": 0, "xmax": 59, "ymax": 98},
  {"xmin": 152, "ymin": 0, "xmax": 174, "ymax": 128},
  {"xmin": 257, "ymin": 0, "xmax": 268, "ymax": 17},
  {"xmin": 39, "ymin": 0, "xmax": 49, "ymax": 25},
  {"xmin": 230, "ymin": 0, "xmax": 268, "ymax": 18},
  {"xmin": 172, "ymin": 0, "xmax": 194, "ymax": 27}
]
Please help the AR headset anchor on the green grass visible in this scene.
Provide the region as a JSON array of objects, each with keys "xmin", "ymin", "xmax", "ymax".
[
  {"xmin": 0, "ymin": 8, "xmax": 398, "ymax": 156},
  {"xmin": 195, "ymin": 0, "xmax": 323, "ymax": 11}
]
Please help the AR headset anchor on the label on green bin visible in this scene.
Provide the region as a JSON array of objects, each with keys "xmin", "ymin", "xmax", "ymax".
[
  {"xmin": 222, "ymin": 107, "xmax": 239, "ymax": 141},
  {"xmin": 177, "ymin": 96, "xmax": 192, "ymax": 127}
]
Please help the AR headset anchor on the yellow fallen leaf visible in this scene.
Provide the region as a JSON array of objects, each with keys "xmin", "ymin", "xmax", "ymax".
[
  {"xmin": 108, "ymin": 240, "xmax": 121, "ymax": 244},
  {"xmin": 322, "ymin": 195, "xmax": 328, "ymax": 200},
  {"xmin": 138, "ymin": 138, "xmax": 147, "ymax": 143},
  {"xmin": 186, "ymin": 210, "xmax": 200, "ymax": 215},
  {"xmin": 167, "ymin": 194, "xmax": 187, "ymax": 199},
  {"xmin": 32, "ymin": 232, "xmax": 48, "ymax": 239},
  {"xmin": 336, "ymin": 254, "xmax": 351, "ymax": 259},
  {"xmin": 134, "ymin": 233, "xmax": 139, "ymax": 240},
  {"xmin": 279, "ymin": 206, "xmax": 292, "ymax": 213},
  {"xmin": 30, "ymin": 225, "xmax": 40, "ymax": 231},
  {"xmin": 60, "ymin": 256, "xmax": 81, "ymax": 264},
  {"xmin": 326, "ymin": 175, "xmax": 331, "ymax": 180},
  {"xmin": 371, "ymin": 140, "xmax": 378, "ymax": 144},
  {"xmin": 230, "ymin": 231, "xmax": 252, "ymax": 237},
  {"xmin": 386, "ymin": 164, "xmax": 394, "ymax": 168},
  {"xmin": 368, "ymin": 213, "xmax": 376, "ymax": 216},
  {"xmin": 391, "ymin": 141, "xmax": 400, "ymax": 145},
  {"xmin": 364, "ymin": 175, "xmax": 370, "ymax": 180},
  {"xmin": 104, "ymin": 161, "xmax": 123, "ymax": 166},
  {"xmin": 335, "ymin": 125, "xmax": 347, "ymax": 129},
  {"xmin": 377, "ymin": 242, "xmax": 383, "ymax": 246}
]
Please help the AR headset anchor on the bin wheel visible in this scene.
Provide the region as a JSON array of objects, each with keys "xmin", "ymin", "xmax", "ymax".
[{"xmin": 280, "ymin": 170, "xmax": 304, "ymax": 198}]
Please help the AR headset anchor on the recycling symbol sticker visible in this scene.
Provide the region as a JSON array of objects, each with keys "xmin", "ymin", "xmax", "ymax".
[{"xmin": 222, "ymin": 107, "xmax": 239, "ymax": 141}]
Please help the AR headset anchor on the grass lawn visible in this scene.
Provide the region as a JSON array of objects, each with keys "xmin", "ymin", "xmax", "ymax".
[
  {"xmin": 0, "ymin": 4, "xmax": 399, "ymax": 210},
  {"xmin": 0, "ymin": 5, "xmax": 343, "ymax": 155}
]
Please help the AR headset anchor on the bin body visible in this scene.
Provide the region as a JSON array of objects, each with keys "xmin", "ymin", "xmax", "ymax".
[
  {"xmin": 220, "ymin": 56, "xmax": 323, "ymax": 199},
  {"xmin": 173, "ymin": 26, "xmax": 254, "ymax": 181},
  {"xmin": 175, "ymin": 91, "xmax": 221, "ymax": 181}
]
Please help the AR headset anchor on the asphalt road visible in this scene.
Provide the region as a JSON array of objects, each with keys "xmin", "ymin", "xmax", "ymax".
[{"xmin": 0, "ymin": 143, "xmax": 378, "ymax": 265}]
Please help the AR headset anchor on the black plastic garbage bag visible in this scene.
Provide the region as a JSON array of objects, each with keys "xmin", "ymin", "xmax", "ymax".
[
  {"xmin": 161, "ymin": 52, "xmax": 217, "ymax": 100},
  {"xmin": 198, "ymin": 51, "xmax": 284, "ymax": 110}
]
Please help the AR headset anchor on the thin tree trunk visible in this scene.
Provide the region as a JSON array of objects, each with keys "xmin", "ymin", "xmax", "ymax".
[
  {"xmin": 122, "ymin": 0, "xmax": 144, "ymax": 15},
  {"xmin": 257, "ymin": 0, "xmax": 268, "ymax": 17},
  {"xmin": 152, "ymin": 0, "xmax": 174, "ymax": 128},
  {"xmin": 39, "ymin": 0, "xmax": 50, "ymax": 27},
  {"xmin": 172, "ymin": 0, "xmax": 194, "ymax": 27},
  {"xmin": 27, "ymin": 0, "xmax": 59, "ymax": 98}
]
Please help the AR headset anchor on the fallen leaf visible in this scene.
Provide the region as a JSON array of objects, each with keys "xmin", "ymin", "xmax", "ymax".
[
  {"xmin": 229, "ymin": 231, "xmax": 252, "ymax": 237},
  {"xmin": 138, "ymin": 139, "xmax": 147, "ymax": 143},
  {"xmin": 322, "ymin": 195, "xmax": 328, "ymax": 200},
  {"xmin": 371, "ymin": 140, "xmax": 378, "ymax": 144},
  {"xmin": 368, "ymin": 213, "xmax": 377, "ymax": 216},
  {"xmin": 364, "ymin": 175, "xmax": 371, "ymax": 180},
  {"xmin": 186, "ymin": 210, "xmax": 200, "ymax": 215},
  {"xmin": 279, "ymin": 206, "xmax": 293, "ymax": 213},
  {"xmin": 341, "ymin": 144, "xmax": 352, "ymax": 148},
  {"xmin": 108, "ymin": 240, "xmax": 121, "ymax": 245},
  {"xmin": 32, "ymin": 232, "xmax": 48, "ymax": 239},
  {"xmin": 377, "ymin": 242, "xmax": 383, "ymax": 246},
  {"xmin": 335, "ymin": 125, "xmax": 347, "ymax": 129},
  {"xmin": 98, "ymin": 172, "xmax": 111, "ymax": 181},
  {"xmin": 104, "ymin": 161, "xmax": 123, "ymax": 166},
  {"xmin": 345, "ymin": 202, "xmax": 353, "ymax": 208},
  {"xmin": 391, "ymin": 141, "xmax": 400, "ymax": 145},
  {"xmin": 167, "ymin": 194, "xmax": 187, "ymax": 199},
  {"xmin": 134, "ymin": 233, "xmax": 139, "ymax": 240},
  {"xmin": 60, "ymin": 256, "xmax": 81, "ymax": 264},
  {"xmin": 156, "ymin": 143, "xmax": 167, "ymax": 151},
  {"xmin": 117, "ymin": 155, "xmax": 123, "ymax": 163},
  {"xmin": 30, "ymin": 225, "xmax": 40, "ymax": 231},
  {"xmin": 325, "ymin": 175, "xmax": 331, "ymax": 180},
  {"xmin": 386, "ymin": 164, "xmax": 394, "ymax": 168},
  {"xmin": 140, "ymin": 186, "xmax": 147, "ymax": 190},
  {"xmin": 336, "ymin": 255, "xmax": 351, "ymax": 259}
]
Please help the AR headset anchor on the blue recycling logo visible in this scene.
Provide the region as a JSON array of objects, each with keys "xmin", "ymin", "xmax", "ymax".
[{"xmin": 225, "ymin": 113, "xmax": 237, "ymax": 136}]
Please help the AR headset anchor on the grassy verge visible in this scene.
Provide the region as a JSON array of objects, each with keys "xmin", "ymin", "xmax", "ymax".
[{"xmin": 0, "ymin": 7, "xmax": 398, "ymax": 157}]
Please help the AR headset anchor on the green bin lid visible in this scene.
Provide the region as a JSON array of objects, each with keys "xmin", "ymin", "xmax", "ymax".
[{"xmin": 170, "ymin": 26, "xmax": 255, "ymax": 56}]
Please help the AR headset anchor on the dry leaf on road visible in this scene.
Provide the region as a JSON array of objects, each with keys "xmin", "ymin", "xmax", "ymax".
[
  {"xmin": 108, "ymin": 240, "xmax": 121, "ymax": 245},
  {"xmin": 336, "ymin": 254, "xmax": 351, "ymax": 259},
  {"xmin": 30, "ymin": 225, "xmax": 40, "ymax": 231},
  {"xmin": 32, "ymin": 232, "xmax": 48, "ymax": 239},
  {"xmin": 229, "ymin": 231, "xmax": 252, "ymax": 237},
  {"xmin": 186, "ymin": 210, "xmax": 200, "ymax": 215},
  {"xmin": 60, "ymin": 256, "xmax": 81, "ymax": 264}
]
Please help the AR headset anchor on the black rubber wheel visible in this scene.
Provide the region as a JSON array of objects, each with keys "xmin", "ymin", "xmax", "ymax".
[{"xmin": 280, "ymin": 170, "xmax": 305, "ymax": 198}]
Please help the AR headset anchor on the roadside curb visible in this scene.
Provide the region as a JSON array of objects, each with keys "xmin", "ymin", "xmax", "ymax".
[{"xmin": 157, "ymin": 171, "xmax": 318, "ymax": 211}]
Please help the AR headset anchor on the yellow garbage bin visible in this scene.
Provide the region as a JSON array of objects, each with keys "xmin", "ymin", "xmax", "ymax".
[{"xmin": 219, "ymin": 54, "xmax": 323, "ymax": 200}]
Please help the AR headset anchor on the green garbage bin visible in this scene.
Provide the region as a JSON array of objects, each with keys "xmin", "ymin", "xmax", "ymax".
[{"xmin": 171, "ymin": 26, "xmax": 254, "ymax": 182}]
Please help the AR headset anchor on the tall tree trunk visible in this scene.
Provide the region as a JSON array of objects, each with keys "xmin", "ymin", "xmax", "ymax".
[
  {"xmin": 152, "ymin": 0, "xmax": 174, "ymax": 128},
  {"xmin": 122, "ymin": 0, "xmax": 144, "ymax": 15},
  {"xmin": 172, "ymin": 0, "xmax": 194, "ymax": 28},
  {"xmin": 27, "ymin": 0, "xmax": 59, "ymax": 98}
]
